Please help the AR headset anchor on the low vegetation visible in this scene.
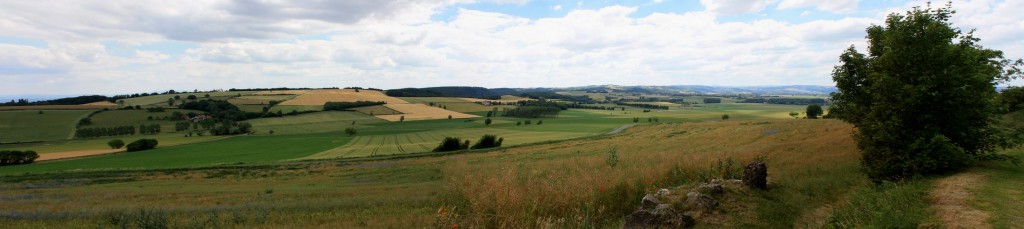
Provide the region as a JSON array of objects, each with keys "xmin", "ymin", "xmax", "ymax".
[{"xmin": 125, "ymin": 139, "xmax": 158, "ymax": 152}]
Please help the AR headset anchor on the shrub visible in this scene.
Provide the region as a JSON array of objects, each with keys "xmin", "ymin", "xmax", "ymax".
[
  {"xmin": 108, "ymin": 139, "xmax": 125, "ymax": 149},
  {"xmin": 433, "ymin": 137, "xmax": 469, "ymax": 152},
  {"xmin": 344, "ymin": 127, "xmax": 357, "ymax": 136},
  {"xmin": 0, "ymin": 150, "xmax": 39, "ymax": 166},
  {"xmin": 484, "ymin": 118, "xmax": 492, "ymax": 126},
  {"xmin": 126, "ymin": 139, "xmax": 158, "ymax": 152},
  {"xmin": 721, "ymin": 114, "xmax": 730, "ymax": 120},
  {"xmin": 470, "ymin": 135, "xmax": 502, "ymax": 149}
]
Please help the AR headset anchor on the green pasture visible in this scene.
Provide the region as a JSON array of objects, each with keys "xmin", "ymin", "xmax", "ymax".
[
  {"xmin": 0, "ymin": 110, "xmax": 92, "ymax": 143},
  {"xmin": 0, "ymin": 133, "xmax": 230, "ymax": 154},
  {"xmin": 248, "ymin": 111, "xmax": 387, "ymax": 135},
  {"xmin": 0, "ymin": 132, "xmax": 351, "ymax": 175}
]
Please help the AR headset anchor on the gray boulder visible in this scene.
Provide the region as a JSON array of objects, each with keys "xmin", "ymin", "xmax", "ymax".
[
  {"xmin": 641, "ymin": 194, "xmax": 661, "ymax": 210},
  {"xmin": 697, "ymin": 183, "xmax": 724, "ymax": 196},
  {"xmin": 686, "ymin": 192, "xmax": 718, "ymax": 211},
  {"xmin": 622, "ymin": 204, "xmax": 695, "ymax": 229}
]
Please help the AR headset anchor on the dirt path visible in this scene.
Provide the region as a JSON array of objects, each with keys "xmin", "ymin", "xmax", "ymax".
[
  {"xmin": 930, "ymin": 172, "xmax": 991, "ymax": 229},
  {"xmin": 37, "ymin": 149, "xmax": 124, "ymax": 161},
  {"xmin": 607, "ymin": 124, "xmax": 636, "ymax": 135}
]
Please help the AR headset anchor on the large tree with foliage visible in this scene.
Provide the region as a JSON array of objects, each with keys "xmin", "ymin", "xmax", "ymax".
[{"xmin": 830, "ymin": 3, "xmax": 1022, "ymax": 182}]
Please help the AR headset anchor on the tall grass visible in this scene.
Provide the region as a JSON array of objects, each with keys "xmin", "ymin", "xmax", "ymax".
[
  {"xmin": 439, "ymin": 119, "xmax": 864, "ymax": 227},
  {"xmin": 826, "ymin": 181, "xmax": 936, "ymax": 228}
]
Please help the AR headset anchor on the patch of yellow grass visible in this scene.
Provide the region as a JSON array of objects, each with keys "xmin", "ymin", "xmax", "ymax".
[
  {"xmin": 37, "ymin": 149, "xmax": 124, "ymax": 161},
  {"xmin": 375, "ymin": 104, "xmax": 478, "ymax": 121},
  {"xmin": 279, "ymin": 89, "xmax": 409, "ymax": 106}
]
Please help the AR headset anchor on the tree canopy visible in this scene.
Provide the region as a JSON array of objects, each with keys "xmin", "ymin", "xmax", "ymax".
[{"xmin": 829, "ymin": 3, "xmax": 1022, "ymax": 182}]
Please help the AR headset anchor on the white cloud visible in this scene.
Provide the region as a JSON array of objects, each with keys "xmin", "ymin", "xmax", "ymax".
[
  {"xmin": 553, "ymin": 5, "xmax": 562, "ymax": 11},
  {"xmin": 777, "ymin": 0, "xmax": 860, "ymax": 14},
  {"xmin": 2, "ymin": 1, "xmax": 1023, "ymax": 94},
  {"xmin": 699, "ymin": 0, "xmax": 773, "ymax": 15}
]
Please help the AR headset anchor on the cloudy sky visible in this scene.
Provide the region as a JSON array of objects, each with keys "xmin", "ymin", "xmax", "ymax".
[{"xmin": 1, "ymin": 0, "xmax": 1022, "ymax": 96}]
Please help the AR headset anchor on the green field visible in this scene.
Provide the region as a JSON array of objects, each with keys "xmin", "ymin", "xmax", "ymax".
[
  {"xmin": 397, "ymin": 97, "xmax": 502, "ymax": 112},
  {"xmin": 0, "ymin": 133, "xmax": 230, "ymax": 154},
  {"xmin": 269, "ymin": 105, "xmax": 322, "ymax": 113},
  {"xmin": 87, "ymin": 109, "xmax": 205, "ymax": 132},
  {"xmin": 0, "ymin": 132, "xmax": 350, "ymax": 175},
  {"xmin": 305, "ymin": 128, "xmax": 592, "ymax": 159},
  {"xmin": 0, "ymin": 110, "xmax": 93, "ymax": 142},
  {"xmin": 248, "ymin": 111, "xmax": 387, "ymax": 135}
]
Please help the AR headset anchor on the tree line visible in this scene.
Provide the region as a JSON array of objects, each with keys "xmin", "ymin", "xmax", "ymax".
[
  {"xmin": 502, "ymin": 106, "xmax": 562, "ymax": 118},
  {"xmin": 1, "ymin": 95, "xmax": 108, "ymax": 106},
  {"xmin": 323, "ymin": 101, "xmax": 387, "ymax": 111},
  {"xmin": 76, "ymin": 125, "xmax": 136, "ymax": 138},
  {"xmin": 615, "ymin": 102, "xmax": 669, "ymax": 110}
]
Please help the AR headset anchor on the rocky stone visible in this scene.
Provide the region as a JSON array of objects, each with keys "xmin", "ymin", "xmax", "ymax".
[
  {"xmin": 686, "ymin": 192, "xmax": 719, "ymax": 211},
  {"xmin": 656, "ymin": 188, "xmax": 671, "ymax": 197},
  {"xmin": 641, "ymin": 194, "xmax": 661, "ymax": 210},
  {"xmin": 697, "ymin": 183, "xmax": 724, "ymax": 196},
  {"xmin": 742, "ymin": 160, "xmax": 768, "ymax": 190},
  {"xmin": 623, "ymin": 205, "xmax": 695, "ymax": 229}
]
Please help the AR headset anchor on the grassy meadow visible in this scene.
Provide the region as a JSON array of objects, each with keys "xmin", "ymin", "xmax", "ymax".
[
  {"xmin": 0, "ymin": 119, "xmax": 877, "ymax": 228},
  {"xmin": 0, "ymin": 110, "xmax": 93, "ymax": 143}
]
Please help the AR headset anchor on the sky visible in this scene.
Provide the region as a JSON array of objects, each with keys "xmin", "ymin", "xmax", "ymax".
[{"xmin": 0, "ymin": 0, "xmax": 1022, "ymax": 96}]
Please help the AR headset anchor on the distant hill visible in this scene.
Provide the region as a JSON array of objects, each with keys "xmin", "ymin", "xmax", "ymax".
[
  {"xmin": 386, "ymin": 86, "xmax": 526, "ymax": 99},
  {"xmin": 565, "ymin": 85, "xmax": 837, "ymax": 95}
]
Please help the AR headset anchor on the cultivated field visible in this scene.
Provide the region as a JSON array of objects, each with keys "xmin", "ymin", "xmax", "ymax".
[
  {"xmin": 304, "ymin": 128, "xmax": 592, "ymax": 159},
  {"xmin": 375, "ymin": 104, "xmax": 478, "ymax": 121},
  {"xmin": 87, "ymin": 109, "xmax": 204, "ymax": 132},
  {"xmin": 278, "ymin": 89, "xmax": 408, "ymax": 106},
  {"xmin": 0, "ymin": 134, "xmax": 230, "ymax": 154},
  {"xmin": 0, "ymin": 104, "xmax": 116, "ymax": 111},
  {"xmin": 0, "ymin": 110, "xmax": 93, "ymax": 142},
  {"xmin": 227, "ymin": 95, "xmax": 296, "ymax": 105},
  {"xmin": 351, "ymin": 105, "xmax": 402, "ymax": 115},
  {"xmin": 248, "ymin": 111, "xmax": 387, "ymax": 135}
]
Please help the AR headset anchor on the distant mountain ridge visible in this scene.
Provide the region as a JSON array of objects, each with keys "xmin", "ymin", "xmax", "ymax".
[{"xmin": 564, "ymin": 85, "xmax": 838, "ymax": 95}]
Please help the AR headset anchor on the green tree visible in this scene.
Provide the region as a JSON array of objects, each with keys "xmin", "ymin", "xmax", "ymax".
[
  {"xmin": 806, "ymin": 104, "xmax": 823, "ymax": 119},
  {"xmin": 167, "ymin": 98, "xmax": 175, "ymax": 106},
  {"xmin": 344, "ymin": 127, "xmax": 357, "ymax": 136},
  {"xmin": 400, "ymin": 116, "xmax": 405, "ymax": 122},
  {"xmin": 999, "ymin": 87, "xmax": 1024, "ymax": 113},
  {"xmin": 830, "ymin": 3, "xmax": 1023, "ymax": 182},
  {"xmin": 788, "ymin": 111, "xmax": 799, "ymax": 119},
  {"xmin": 721, "ymin": 114, "xmax": 729, "ymax": 120},
  {"xmin": 187, "ymin": 95, "xmax": 198, "ymax": 100},
  {"xmin": 448, "ymin": 115, "xmax": 453, "ymax": 119},
  {"xmin": 484, "ymin": 118, "xmax": 492, "ymax": 126},
  {"xmin": 107, "ymin": 139, "xmax": 125, "ymax": 149}
]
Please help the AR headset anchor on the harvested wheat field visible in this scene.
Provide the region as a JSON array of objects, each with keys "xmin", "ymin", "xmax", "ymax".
[
  {"xmin": 375, "ymin": 104, "xmax": 478, "ymax": 121},
  {"xmin": 460, "ymin": 95, "xmax": 533, "ymax": 103},
  {"xmin": 251, "ymin": 90, "xmax": 311, "ymax": 95},
  {"xmin": 278, "ymin": 89, "xmax": 408, "ymax": 106},
  {"xmin": 36, "ymin": 149, "xmax": 124, "ymax": 161}
]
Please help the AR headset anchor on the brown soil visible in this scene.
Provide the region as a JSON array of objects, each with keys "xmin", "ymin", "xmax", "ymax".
[{"xmin": 37, "ymin": 149, "xmax": 124, "ymax": 161}]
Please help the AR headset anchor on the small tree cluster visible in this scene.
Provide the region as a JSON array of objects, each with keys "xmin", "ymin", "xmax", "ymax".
[
  {"xmin": 107, "ymin": 139, "xmax": 125, "ymax": 149},
  {"xmin": 175, "ymin": 122, "xmax": 191, "ymax": 132},
  {"xmin": 433, "ymin": 137, "xmax": 470, "ymax": 152},
  {"xmin": 139, "ymin": 124, "xmax": 161, "ymax": 135},
  {"xmin": 0, "ymin": 150, "xmax": 39, "ymax": 166},
  {"xmin": 344, "ymin": 127, "xmax": 357, "ymax": 136},
  {"xmin": 126, "ymin": 139, "xmax": 158, "ymax": 152},
  {"xmin": 470, "ymin": 135, "xmax": 503, "ymax": 149},
  {"xmin": 502, "ymin": 106, "xmax": 561, "ymax": 118}
]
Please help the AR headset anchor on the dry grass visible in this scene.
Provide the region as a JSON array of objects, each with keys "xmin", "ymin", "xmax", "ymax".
[
  {"xmin": 930, "ymin": 172, "xmax": 992, "ymax": 229},
  {"xmin": 439, "ymin": 119, "xmax": 860, "ymax": 227},
  {"xmin": 36, "ymin": 149, "xmax": 125, "ymax": 161},
  {"xmin": 279, "ymin": 89, "xmax": 408, "ymax": 106},
  {"xmin": 375, "ymin": 104, "xmax": 478, "ymax": 121}
]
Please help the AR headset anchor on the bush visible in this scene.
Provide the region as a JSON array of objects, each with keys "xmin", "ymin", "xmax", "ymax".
[
  {"xmin": 344, "ymin": 127, "xmax": 357, "ymax": 136},
  {"xmin": 126, "ymin": 139, "xmax": 158, "ymax": 152},
  {"xmin": 0, "ymin": 150, "xmax": 39, "ymax": 166},
  {"xmin": 433, "ymin": 137, "xmax": 469, "ymax": 152},
  {"xmin": 470, "ymin": 135, "xmax": 502, "ymax": 149},
  {"xmin": 484, "ymin": 118, "xmax": 492, "ymax": 126},
  {"xmin": 108, "ymin": 139, "xmax": 125, "ymax": 149}
]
